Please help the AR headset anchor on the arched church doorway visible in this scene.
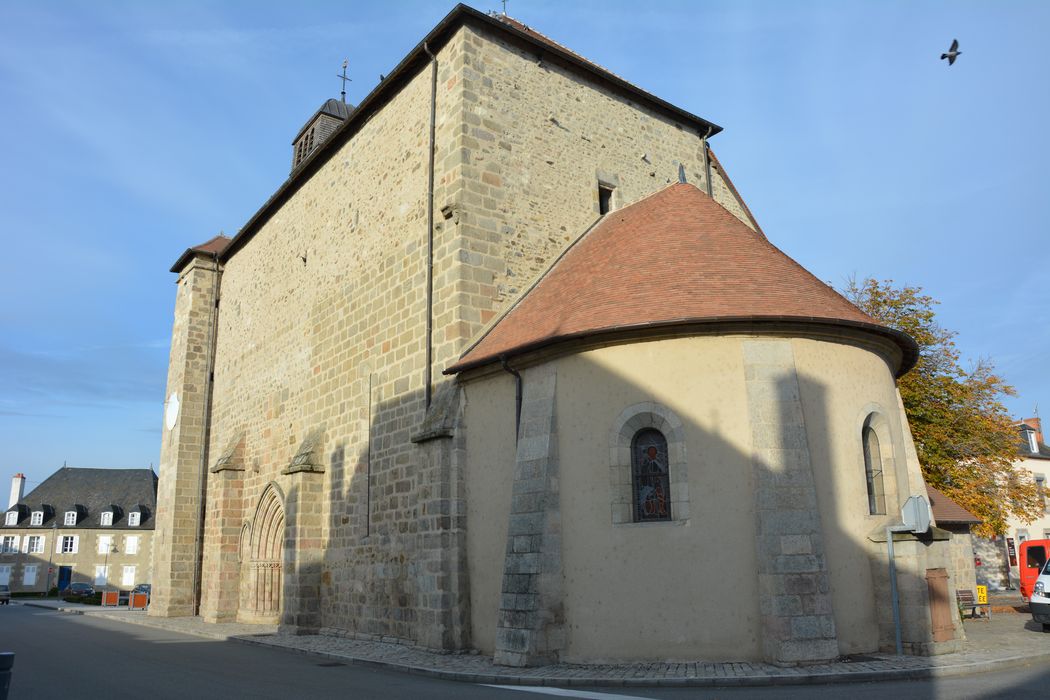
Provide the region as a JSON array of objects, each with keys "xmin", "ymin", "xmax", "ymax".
[{"xmin": 241, "ymin": 484, "xmax": 285, "ymax": 623}]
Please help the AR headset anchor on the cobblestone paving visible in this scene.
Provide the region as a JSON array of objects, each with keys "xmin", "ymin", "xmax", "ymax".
[{"xmin": 30, "ymin": 602, "xmax": 1050, "ymax": 687}]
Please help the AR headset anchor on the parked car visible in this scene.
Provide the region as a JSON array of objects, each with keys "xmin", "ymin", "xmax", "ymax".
[
  {"xmin": 61, "ymin": 582, "xmax": 95, "ymax": 598},
  {"xmin": 132, "ymin": 583, "xmax": 151, "ymax": 596},
  {"xmin": 1032, "ymin": 559, "xmax": 1050, "ymax": 632},
  {"xmin": 0, "ymin": 584, "xmax": 10, "ymax": 605}
]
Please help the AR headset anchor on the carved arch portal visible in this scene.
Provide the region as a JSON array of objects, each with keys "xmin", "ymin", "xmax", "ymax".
[{"xmin": 240, "ymin": 483, "xmax": 285, "ymax": 623}]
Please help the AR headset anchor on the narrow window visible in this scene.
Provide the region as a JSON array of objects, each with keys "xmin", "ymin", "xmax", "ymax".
[
  {"xmin": 61, "ymin": 535, "xmax": 76, "ymax": 553},
  {"xmin": 1027, "ymin": 429, "xmax": 1039, "ymax": 453},
  {"xmin": 128, "ymin": 512, "xmax": 141, "ymax": 527},
  {"xmin": 30, "ymin": 511, "xmax": 43, "ymax": 526},
  {"xmin": 28, "ymin": 536, "xmax": 43, "ymax": 554},
  {"xmin": 598, "ymin": 184, "xmax": 614, "ymax": 215},
  {"xmin": 1, "ymin": 536, "xmax": 15, "ymax": 553},
  {"xmin": 64, "ymin": 511, "xmax": 77, "ymax": 526},
  {"xmin": 631, "ymin": 428, "xmax": 671, "ymax": 522},
  {"xmin": 95, "ymin": 565, "xmax": 108, "ymax": 586},
  {"xmin": 23, "ymin": 564, "xmax": 38, "ymax": 586},
  {"xmin": 100, "ymin": 511, "xmax": 113, "ymax": 526},
  {"xmin": 125, "ymin": 536, "xmax": 139, "ymax": 555},
  {"xmin": 1036, "ymin": 476, "xmax": 1047, "ymax": 512},
  {"xmin": 4, "ymin": 511, "xmax": 15, "ymax": 525},
  {"xmin": 97, "ymin": 535, "xmax": 113, "ymax": 555},
  {"xmin": 862, "ymin": 426, "xmax": 886, "ymax": 515}
]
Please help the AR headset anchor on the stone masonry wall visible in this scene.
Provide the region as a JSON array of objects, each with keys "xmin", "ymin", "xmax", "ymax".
[
  {"xmin": 743, "ymin": 339, "xmax": 839, "ymax": 664},
  {"xmin": 153, "ymin": 255, "xmax": 220, "ymax": 617},
  {"xmin": 200, "ymin": 32, "xmax": 466, "ymax": 643},
  {"xmin": 493, "ymin": 364, "xmax": 563, "ymax": 667},
  {"xmin": 0, "ymin": 528, "xmax": 153, "ymax": 593},
  {"xmin": 430, "ymin": 20, "xmax": 755, "ymax": 380}
]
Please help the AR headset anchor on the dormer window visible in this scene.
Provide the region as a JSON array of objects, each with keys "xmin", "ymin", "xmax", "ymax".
[
  {"xmin": 64, "ymin": 511, "xmax": 77, "ymax": 526},
  {"xmin": 1028, "ymin": 429, "xmax": 1039, "ymax": 453},
  {"xmin": 31, "ymin": 511, "xmax": 43, "ymax": 526},
  {"xmin": 4, "ymin": 511, "xmax": 16, "ymax": 526},
  {"xmin": 101, "ymin": 511, "xmax": 113, "ymax": 526},
  {"xmin": 128, "ymin": 512, "xmax": 141, "ymax": 527}
]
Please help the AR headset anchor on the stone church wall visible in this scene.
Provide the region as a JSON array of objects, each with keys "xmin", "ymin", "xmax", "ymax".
[
  {"xmin": 199, "ymin": 31, "xmax": 461, "ymax": 640},
  {"xmin": 430, "ymin": 20, "xmax": 754, "ymax": 379},
  {"xmin": 461, "ymin": 333, "xmax": 958, "ymax": 662},
  {"xmin": 168, "ymin": 15, "xmax": 767, "ymax": 648}
]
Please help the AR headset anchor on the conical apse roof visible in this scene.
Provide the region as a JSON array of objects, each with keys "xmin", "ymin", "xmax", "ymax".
[{"xmin": 447, "ymin": 183, "xmax": 916, "ymax": 374}]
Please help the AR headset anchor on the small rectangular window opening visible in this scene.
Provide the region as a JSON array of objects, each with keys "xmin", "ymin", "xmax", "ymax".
[{"xmin": 598, "ymin": 184, "xmax": 614, "ymax": 215}]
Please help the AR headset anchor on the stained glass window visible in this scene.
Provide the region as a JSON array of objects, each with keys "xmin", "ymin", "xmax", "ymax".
[{"xmin": 632, "ymin": 429, "xmax": 671, "ymax": 521}]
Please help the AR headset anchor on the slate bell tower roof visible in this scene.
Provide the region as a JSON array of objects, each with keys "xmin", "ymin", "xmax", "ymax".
[{"xmin": 447, "ymin": 183, "xmax": 918, "ymax": 375}]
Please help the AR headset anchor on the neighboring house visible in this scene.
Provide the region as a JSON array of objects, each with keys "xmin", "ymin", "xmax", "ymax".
[
  {"xmin": 152, "ymin": 4, "xmax": 967, "ymax": 665},
  {"xmin": 925, "ymin": 484, "xmax": 981, "ymax": 594},
  {"xmin": 974, "ymin": 417, "xmax": 1050, "ymax": 590},
  {"xmin": 1, "ymin": 468, "xmax": 157, "ymax": 594}
]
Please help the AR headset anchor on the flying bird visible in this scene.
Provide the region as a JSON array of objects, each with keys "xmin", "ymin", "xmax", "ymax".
[{"xmin": 941, "ymin": 39, "xmax": 961, "ymax": 65}]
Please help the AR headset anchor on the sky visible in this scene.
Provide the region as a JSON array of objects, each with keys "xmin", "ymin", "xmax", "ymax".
[{"xmin": 1, "ymin": 0, "xmax": 1047, "ymax": 492}]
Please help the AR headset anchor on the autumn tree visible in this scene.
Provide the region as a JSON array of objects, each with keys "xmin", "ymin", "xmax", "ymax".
[{"xmin": 845, "ymin": 277, "xmax": 1041, "ymax": 537}]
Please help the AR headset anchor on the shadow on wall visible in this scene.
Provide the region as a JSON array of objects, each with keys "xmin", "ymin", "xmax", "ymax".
[
  {"xmin": 233, "ymin": 335, "xmax": 1006, "ymax": 682},
  {"xmin": 315, "ymin": 377, "xmax": 467, "ymax": 648}
]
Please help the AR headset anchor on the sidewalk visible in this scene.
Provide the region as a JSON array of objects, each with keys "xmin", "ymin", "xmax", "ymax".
[{"xmin": 18, "ymin": 598, "xmax": 1050, "ymax": 688}]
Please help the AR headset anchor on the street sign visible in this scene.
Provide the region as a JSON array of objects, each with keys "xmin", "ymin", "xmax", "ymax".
[{"xmin": 900, "ymin": 495, "xmax": 931, "ymax": 534}]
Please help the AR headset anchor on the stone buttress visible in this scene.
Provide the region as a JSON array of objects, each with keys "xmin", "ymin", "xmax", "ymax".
[{"xmin": 152, "ymin": 251, "xmax": 221, "ymax": 617}]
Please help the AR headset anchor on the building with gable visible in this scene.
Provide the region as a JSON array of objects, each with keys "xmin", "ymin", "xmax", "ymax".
[
  {"xmin": 152, "ymin": 4, "xmax": 970, "ymax": 665},
  {"xmin": 2, "ymin": 468, "xmax": 157, "ymax": 594},
  {"xmin": 974, "ymin": 417, "xmax": 1050, "ymax": 590}
]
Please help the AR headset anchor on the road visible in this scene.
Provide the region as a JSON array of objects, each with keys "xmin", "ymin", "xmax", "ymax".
[{"xmin": 1, "ymin": 604, "xmax": 1046, "ymax": 699}]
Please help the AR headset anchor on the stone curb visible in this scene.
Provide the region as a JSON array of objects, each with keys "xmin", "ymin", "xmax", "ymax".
[
  {"xmin": 26, "ymin": 602, "xmax": 1050, "ymax": 689},
  {"xmin": 224, "ymin": 637, "xmax": 1050, "ymax": 688}
]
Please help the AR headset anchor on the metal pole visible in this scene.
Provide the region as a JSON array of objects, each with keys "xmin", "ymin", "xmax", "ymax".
[
  {"xmin": 886, "ymin": 527, "xmax": 903, "ymax": 655},
  {"xmin": 44, "ymin": 520, "xmax": 56, "ymax": 597}
]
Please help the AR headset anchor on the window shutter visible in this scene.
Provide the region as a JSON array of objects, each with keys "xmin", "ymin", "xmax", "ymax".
[
  {"xmin": 56, "ymin": 537, "xmax": 63, "ymax": 554},
  {"xmin": 22, "ymin": 536, "xmax": 29, "ymax": 553},
  {"xmin": 12, "ymin": 536, "xmax": 19, "ymax": 552},
  {"xmin": 72, "ymin": 535, "xmax": 79, "ymax": 554}
]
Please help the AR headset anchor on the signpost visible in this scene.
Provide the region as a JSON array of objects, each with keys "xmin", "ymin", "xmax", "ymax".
[{"xmin": 887, "ymin": 495, "xmax": 932, "ymax": 656}]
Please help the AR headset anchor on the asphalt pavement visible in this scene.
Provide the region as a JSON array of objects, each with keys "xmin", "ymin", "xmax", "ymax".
[{"xmin": 6, "ymin": 594, "xmax": 1050, "ymax": 690}]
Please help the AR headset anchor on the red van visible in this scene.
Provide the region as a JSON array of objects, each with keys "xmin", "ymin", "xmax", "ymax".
[{"xmin": 1019, "ymin": 539, "xmax": 1050, "ymax": 601}]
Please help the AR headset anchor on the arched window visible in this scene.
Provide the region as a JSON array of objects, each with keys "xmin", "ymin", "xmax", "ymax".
[
  {"xmin": 862, "ymin": 426, "xmax": 886, "ymax": 515},
  {"xmin": 632, "ymin": 429, "xmax": 671, "ymax": 522}
]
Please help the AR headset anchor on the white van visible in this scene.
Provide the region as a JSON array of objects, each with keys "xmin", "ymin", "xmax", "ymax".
[{"xmin": 1033, "ymin": 558, "xmax": 1050, "ymax": 632}]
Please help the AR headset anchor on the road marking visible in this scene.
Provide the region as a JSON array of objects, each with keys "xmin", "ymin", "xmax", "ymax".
[{"xmin": 480, "ymin": 686, "xmax": 655, "ymax": 699}]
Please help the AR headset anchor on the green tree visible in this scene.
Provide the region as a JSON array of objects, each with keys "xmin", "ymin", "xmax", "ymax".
[{"xmin": 845, "ymin": 278, "xmax": 1041, "ymax": 537}]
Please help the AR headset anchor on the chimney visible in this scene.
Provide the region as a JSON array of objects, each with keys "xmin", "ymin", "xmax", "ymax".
[
  {"xmin": 9, "ymin": 473, "xmax": 25, "ymax": 509},
  {"xmin": 1023, "ymin": 417, "xmax": 1043, "ymax": 446}
]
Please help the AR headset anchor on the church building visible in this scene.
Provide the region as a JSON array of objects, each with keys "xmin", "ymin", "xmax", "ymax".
[{"xmin": 152, "ymin": 4, "xmax": 969, "ymax": 665}]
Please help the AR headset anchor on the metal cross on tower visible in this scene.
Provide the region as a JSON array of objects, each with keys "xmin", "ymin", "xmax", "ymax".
[
  {"xmin": 337, "ymin": 59, "xmax": 351, "ymax": 103},
  {"xmin": 501, "ymin": 0, "xmax": 508, "ymax": 15}
]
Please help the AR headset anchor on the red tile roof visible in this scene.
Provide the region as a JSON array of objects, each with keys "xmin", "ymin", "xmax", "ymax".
[
  {"xmin": 447, "ymin": 183, "xmax": 917, "ymax": 374},
  {"xmin": 925, "ymin": 485, "xmax": 981, "ymax": 525},
  {"xmin": 170, "ymin": 234, "xmax": 231, "ymax": 273}
]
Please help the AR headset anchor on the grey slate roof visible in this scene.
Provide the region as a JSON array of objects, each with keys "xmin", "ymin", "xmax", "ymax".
[
  {"xmin": 291, "ymin": 98, "xmax": 354, "ymax": 144},
  {"xmin": 3, "ymin": 467, "xmax": 157, "ymax": 529},
  {"xmin": 1019, "ymin": 425, "xmax": 1050, "ymax": 460}
]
